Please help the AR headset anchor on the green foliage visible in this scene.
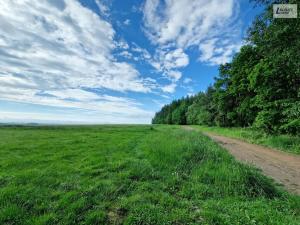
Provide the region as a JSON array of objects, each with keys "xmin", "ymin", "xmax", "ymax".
[
  {"xmin": 152, "ymin": 0, "xmax": 300, "ymax": 136},
  {"xmin": 280, "ymin": 119, "xmax": 300, "ymax": 135},
  {"xmin": 0, "ymin": 125, "xmax": 299, "ymax": 224},
  {"xmin": 152, "ymin": 96, "xmax": 195, "ymax": 125}
]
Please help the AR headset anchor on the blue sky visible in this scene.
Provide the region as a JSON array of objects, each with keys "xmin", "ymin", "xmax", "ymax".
[{"xmin": 0, "ymin": 0, "xmax": 263, "ymax": 124}]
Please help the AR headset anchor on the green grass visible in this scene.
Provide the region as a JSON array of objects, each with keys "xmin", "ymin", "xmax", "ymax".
[
  {"xmin": 194, "ymin": 126, "xmax": 300, "ymax": 155},
  {"xmin": 0, "ymin": 125, "xmax": 299, "ymax": 224}
]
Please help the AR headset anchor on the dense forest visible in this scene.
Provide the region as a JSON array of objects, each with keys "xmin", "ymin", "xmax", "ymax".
[{"xmin": 152, "ymin": 0, "xmax": 300, "ymax": 135}]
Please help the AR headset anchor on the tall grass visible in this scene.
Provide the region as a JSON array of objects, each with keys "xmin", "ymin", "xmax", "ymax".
[
  {"xmin": 194, "ymin": 126, "xmax": 300, "ymax": 155},
  {"xmin": 0, "ymin": 125, "xmax": 299, "ymax": 224}
]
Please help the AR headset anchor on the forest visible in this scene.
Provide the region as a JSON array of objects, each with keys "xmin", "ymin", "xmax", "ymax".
[{"xmin": 152, "ymin": 0, "xmax": 300, "ymax": 135}]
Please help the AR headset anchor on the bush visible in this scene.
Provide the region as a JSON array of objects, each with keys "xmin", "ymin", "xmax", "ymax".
[{"xmin": 280, "ymin": 119, "xmax": 300, "ymax": 135}]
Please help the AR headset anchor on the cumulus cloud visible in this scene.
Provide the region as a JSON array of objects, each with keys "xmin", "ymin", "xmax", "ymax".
[
  {"xmin": 199, "ymin": 39, "xmax": 242, "ymax": 65},
  {"xmin": 124, "ymin": 19, "xmax": 131, "ymax": 26},
  {"xmin": 167, "ymin": 71, "xmax": 182, "ymax": 81},
  {"xmin": 161, "ymin": 82, "xmax": 177, "ymax": 93},
  {"xmin": 119, "ymin": 51, "xmax": 133, "ymax": 59},
  {"xmin": 116, "ymin": 39, "xmax": 130, "ymax": 49},
  {"xmin": 95, "ymin": 0, "xmax": 109, "ymax": 17},
  {"xmin": 0, "ymin": 0, "xmax": 153, "ymax": 93},
  {"xmin": 143, "ymin": 0, "xmax": 242, "ymax": 66},
  {"xmin": 160, "ymin": 48, "xmax": 189, "ymax": 70},
  {"xmin": 183, "ymin": 77, "xmax": 192, "ymax": 84},
  {"xmin": 0, "ymin": 0, "xmax": 156, "ymax": 123},
  {"xmin": 0, "ymin": 86, "xmax": 154, "ymax": 123},
  {"xmin": 149, "ymin": 48, "xmax": 188, "ymax": 83},
  {"xmin": 131, "ymin": 44, "xmax": 152, "ymax": 60}
]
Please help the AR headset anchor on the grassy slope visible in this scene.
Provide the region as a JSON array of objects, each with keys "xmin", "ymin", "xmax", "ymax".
[
  {"xmin": 194, "ymin": 126, "xmax": 300, "ymax": 155},
  {"xmin": 0, "ymin": 125, "xmax": 299, "ymax": 225}
]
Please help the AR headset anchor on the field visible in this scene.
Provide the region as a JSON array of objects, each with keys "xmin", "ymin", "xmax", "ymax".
[
  {"xmin": 194, "ymin": 126, "xmax": 300, "ymax": 155},
  {"xmin": 0, "ymin": 125, "xmax": 299, "ymax": 224}
]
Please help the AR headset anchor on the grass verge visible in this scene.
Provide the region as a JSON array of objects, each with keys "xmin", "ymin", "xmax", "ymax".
[
  {"xmin": 194, "ymin": 125, "xmax": 300, "ymax": 155},
  {"xmin": 0, "ymin": 125, "xmax": 299, "ymax": 224}
]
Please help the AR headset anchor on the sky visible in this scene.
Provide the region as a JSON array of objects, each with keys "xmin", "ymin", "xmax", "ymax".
[{"xmin": 0, "ymin": 0, "xmax": 263, "ymax": 124}]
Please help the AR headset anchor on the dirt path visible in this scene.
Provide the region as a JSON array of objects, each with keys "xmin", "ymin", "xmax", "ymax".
[
  {"xmin": 204, "ymin": 132, "xmax": 300, "ymax": 195},
  {"xmin": 182, "ymin": 126, "xmax": 300, "ymax": 194}
]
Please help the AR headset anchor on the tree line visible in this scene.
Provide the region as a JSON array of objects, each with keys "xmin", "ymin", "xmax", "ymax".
[{"xmin": 152, "ymin": 0, "xmax": 300, "ymax": 135}]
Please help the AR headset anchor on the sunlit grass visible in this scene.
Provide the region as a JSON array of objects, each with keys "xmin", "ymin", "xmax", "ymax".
[
  {"xmin": 194, "ymin": 126, "xmax": 300, "ymax": 155},
  {"xmin": 0, "ymin": 125, "xmax": 299, "ymax": 224}
]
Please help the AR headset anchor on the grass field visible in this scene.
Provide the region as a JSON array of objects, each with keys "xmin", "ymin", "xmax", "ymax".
[
  {"xmin": 0, "ymin": 125, "xmax": 299, "ymax": 224},
  {"xmin": 194, "ymin": 126, "xmax": 300, "ymax": 155}
]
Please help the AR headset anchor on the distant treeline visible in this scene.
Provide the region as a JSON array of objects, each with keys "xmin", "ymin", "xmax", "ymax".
[{"xmin": 152, "ymin": 0, "xmax": 300, "ymax": 135}]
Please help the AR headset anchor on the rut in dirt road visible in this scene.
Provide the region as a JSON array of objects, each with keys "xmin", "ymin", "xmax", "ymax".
[{"xmin": 204, "ymin": 132, "xmax": 300, "ymax": 195}]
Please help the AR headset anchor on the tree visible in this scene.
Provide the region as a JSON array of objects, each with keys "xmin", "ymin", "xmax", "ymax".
[{"xmin": 153, "ymin": 0, "xmax": 300, "ymax": 135}]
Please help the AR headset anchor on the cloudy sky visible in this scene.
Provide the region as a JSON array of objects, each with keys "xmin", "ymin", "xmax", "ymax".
[{"xmin": 0, "ymin": 0, "xmax": 263, "ymax": 124}]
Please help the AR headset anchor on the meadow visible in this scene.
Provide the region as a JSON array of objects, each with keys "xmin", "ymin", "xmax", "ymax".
[
  {"xmin": 0, "ymin": 125, "xmax": 299, "ymax": 224},
  {"xmin": 194, "ymin": 126, "xmax": 300, "ymax": 155}
]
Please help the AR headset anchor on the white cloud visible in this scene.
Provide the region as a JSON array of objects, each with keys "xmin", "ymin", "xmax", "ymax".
[
  {"xmin": 148, "ymin": 48, "xmax": 188, "ymax": 83},
  {"xmin": 95, "ymin": 0, "xmax": 109, "ymax": 17},
  {"xmin": 119, "ymin": 51, "xmax": 133, "ymax": 59},
  {"xmin": 161, "ymin": 48, "xmax": 189, "ymax": 70},
  {"xmin": 116, "ymin": 39, "xmax": 130, "ymax": 49},
  {"xmin": 0, "ymin": 109, "xmax": 153, "ymax": 124},
  {"xmin": 0, "ymin": 0, "xmax": 158, "ymax": 123},
  {"xmin": 0, "ymin": 87, "xmax": 154, "ymax": 123},
  {"xmin": 183, "ymin": 77, "xmax": 192, "ymax": 84},
  {"xmin": 0, "ymin": 0, "xmax": 154, "ymax": 93},
  {"xmin": 187, "ymin": 92, "xmax": 195, "ymax": 97},
  {"xmin": 124, "ymin": 19, "xmax": 131, "ymax": 25},
  {"xmin": 143, "ymin": 0, "xmax": 242, "ymax": 66},
  {"xmin": 166, "ymin": 71, "xmax": 182, "ymax": 81},
  {"xmin": 161, "ymin": 83, "xmax": 177, "ymax": 93},
  {"xmin": 199, "ymin": 39, "xmax": 242, "ymax": 65},
  {"xmin": 132, "ymin": 44, "xmax": 152, "ymax": 60}
]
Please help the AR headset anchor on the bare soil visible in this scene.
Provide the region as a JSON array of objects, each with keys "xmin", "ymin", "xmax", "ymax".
[{"xmin": 204, "ymin": 132, "xmax": 300, "ymax": 195}]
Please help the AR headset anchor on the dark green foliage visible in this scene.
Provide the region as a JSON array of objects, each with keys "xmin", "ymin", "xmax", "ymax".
[
  {"xmin": 152, "ymin": 96, "xmax": 195, "ymax": 125},
  {"xmin": 186, "ymin": 87, "xmax": 216, "ymax": 126},
  {"xmin": 152, "ymin": 0, "xmax": 300, "ymax": 135},
  {"xmin": 0, "ymin": 125, "xmax": 299, "ymax": 224}
]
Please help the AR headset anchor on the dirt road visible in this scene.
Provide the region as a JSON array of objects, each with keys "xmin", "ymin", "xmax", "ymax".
[{"xmin": 204, "ymin": 132, "xmax": 300, "ymax": 195}]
